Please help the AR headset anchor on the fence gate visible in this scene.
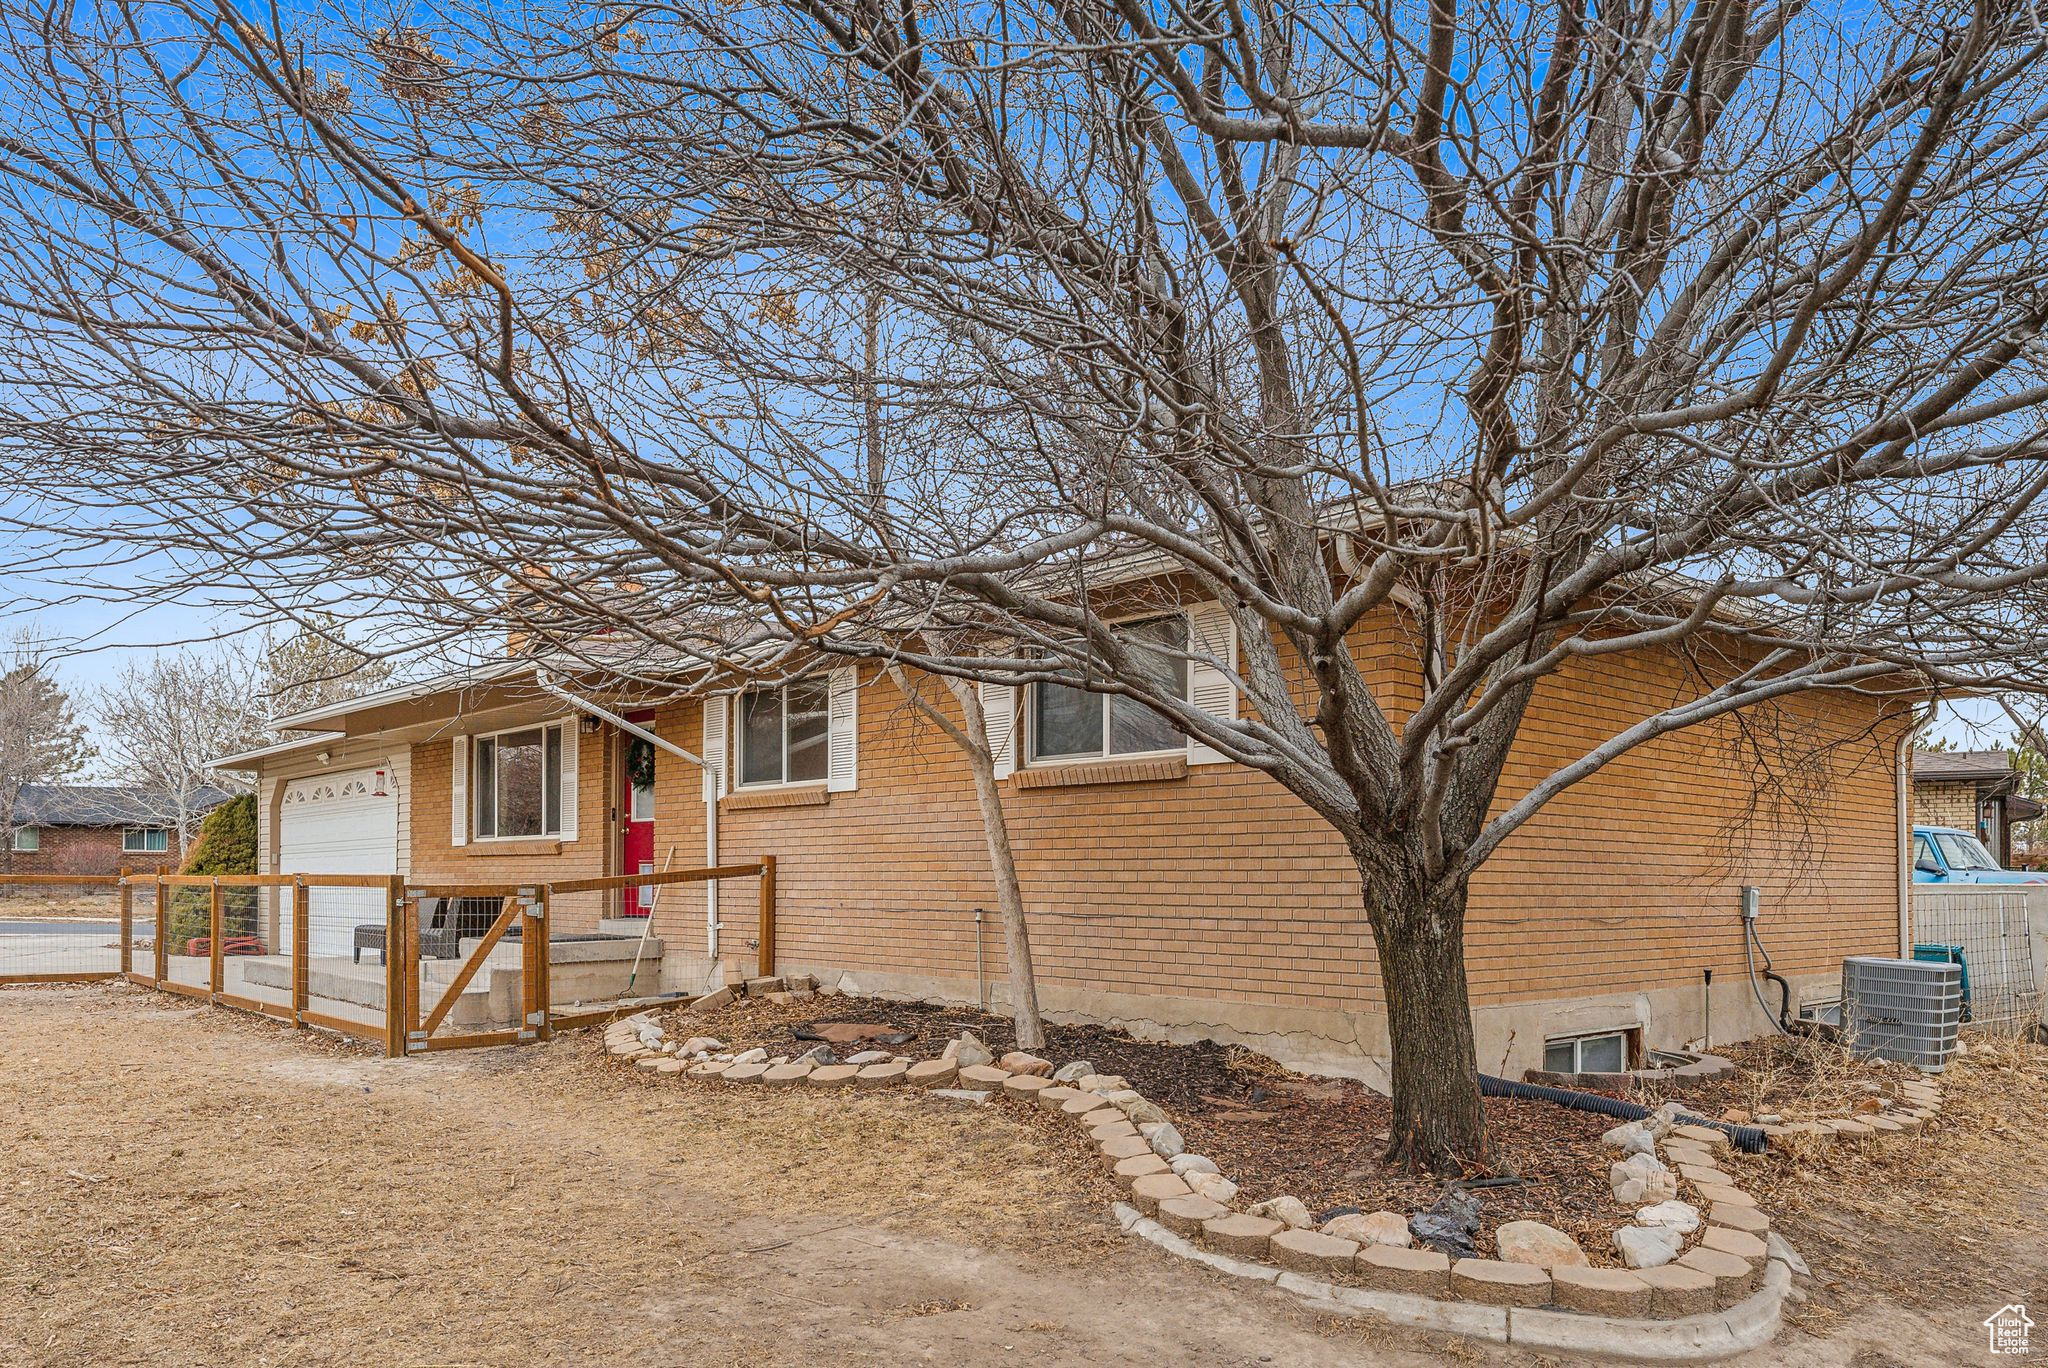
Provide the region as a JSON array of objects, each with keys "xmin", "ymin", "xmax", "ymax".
[
  {"xmin": 398, "ymin": 884, "xmax": 550, "ymax": 1054},
  {"xmin": 1911, "ymin": 888, "xmax": 2042, "ymax": 1031}
]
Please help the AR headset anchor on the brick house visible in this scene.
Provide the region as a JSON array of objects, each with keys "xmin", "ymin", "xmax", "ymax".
[
  {"xmin": 217, "ymin": 599, "xmax": 1917, "ymax": 1086},
  {"xmin": 3, "ymin": 783, "xmax": 231, "ymax": 878},
  {"xmin": 1909, "ymin": 749, "xmax": 2042, "ymax": 867}
]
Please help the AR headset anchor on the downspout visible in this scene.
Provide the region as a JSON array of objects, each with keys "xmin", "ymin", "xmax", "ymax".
[
  {"xmin": 1897, "ymin": 703, "xmax": 1934, "ymax": 958},
  {"xmin": 533, "ymin": 672, "xmax": 719, "ymax": 959}
]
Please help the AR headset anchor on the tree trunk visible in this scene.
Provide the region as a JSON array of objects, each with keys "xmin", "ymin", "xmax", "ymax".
[
  {"xmin": 946, "ymin": 678, "xmax": 1046, "ymax": 1050},
  {"xmin": 1364, "ymin": 856, "xmax": 1491, "ymax": 1174}
]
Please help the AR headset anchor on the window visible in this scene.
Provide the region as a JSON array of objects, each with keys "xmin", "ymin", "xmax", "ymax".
[
  {"xmin": 473, "ymin": 723, "xmax": 566, "ymax": 838},
  {"xmin": 738, "ymin": 678, "xmax": 829, "ymax": 787},
  {"xmin": 1543, "ymin": 1031, "xmax": 1629, "ymax": 1075},
  {"xmin": 1932, "ymin": 830, "xmax": 2000, "ymax": 872},
  {"xmin": 1029, "ymin": 615, "xmax": 1187, "ymax": 762},
  {"xmin": 11, "ymin": 826, "xmax": 39, "ymax": 852},
  {"xmin": 120, "ymin": 827, "xmax": 168, "ymax": 854}
]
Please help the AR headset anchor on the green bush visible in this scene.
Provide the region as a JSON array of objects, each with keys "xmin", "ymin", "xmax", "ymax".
[{"xmin": 167, "ymin": 794, "xmax": 259, "ymax": 951}]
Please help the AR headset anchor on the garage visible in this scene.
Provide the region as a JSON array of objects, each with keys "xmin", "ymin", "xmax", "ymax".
[{"xmin": 278, "ymin": 768, "xmax": 399, "ymax": 959}]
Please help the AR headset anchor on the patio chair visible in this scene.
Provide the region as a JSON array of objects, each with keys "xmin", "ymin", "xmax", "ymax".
[{"xmin": 352, "ymin": 898, "xmax": 463, "ymax": 964}]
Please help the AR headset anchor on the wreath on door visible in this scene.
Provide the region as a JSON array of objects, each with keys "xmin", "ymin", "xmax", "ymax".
[{"xmin": 626, "ymin": 737, "xmax": 656, "ymax": 790}]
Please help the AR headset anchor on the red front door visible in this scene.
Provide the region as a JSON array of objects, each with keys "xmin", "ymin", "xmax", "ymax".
[{"xmin": 621, "ymin": 712, "xmax": 656, "ymax": 917}]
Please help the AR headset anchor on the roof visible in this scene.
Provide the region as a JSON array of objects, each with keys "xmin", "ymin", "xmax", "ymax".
[
  {"xmin": 208, "ymin": 731, "xmax": 347, "ymax": 772},
  {"xmin": 10, "ymin": 783, "xmax": 233, "ymax": 828},
  {"xmin": 1912, "ymin": 749, "xmax": 2015, "ymax": 783}
]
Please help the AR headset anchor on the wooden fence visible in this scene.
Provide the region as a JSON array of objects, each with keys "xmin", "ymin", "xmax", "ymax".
[{"xmin": 0, "ymin": 859, "xmax": 777, "ymax": 1056}]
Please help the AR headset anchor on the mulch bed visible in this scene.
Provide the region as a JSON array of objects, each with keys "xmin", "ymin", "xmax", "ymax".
[{"xmin": 660, "ymin": 993, "xmax": 1631, "ymax": 1262}]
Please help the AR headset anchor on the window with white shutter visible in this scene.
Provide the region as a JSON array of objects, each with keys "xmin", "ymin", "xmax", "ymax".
[
  {"xmin": 702, "ymin": 695, "xmax": 729, "ymax": 799},
  {"xmin": 979, "ymin": 680, "xmax": 1016, "ymax": 780},
  {"xmin": 449, "ymin": 734, "xmax": 469, "ymax": 845}
]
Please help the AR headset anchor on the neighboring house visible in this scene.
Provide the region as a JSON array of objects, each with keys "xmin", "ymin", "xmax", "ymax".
[
  {"xmin": 1910, "ymin": 749, "xmax": 2042, "ymax": 869},
  {"xmin": 3, "ymin": 783, "xmax": 232, "ymax": 877},
  {"xmin": 215, "ymin": 600, "xmax": 1917, "ymax": 1085}
]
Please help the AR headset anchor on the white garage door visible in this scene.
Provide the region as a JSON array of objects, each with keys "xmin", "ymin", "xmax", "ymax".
[{"xmin": 279, "ymin": 769, "xmax": 399, "ymax": 959}]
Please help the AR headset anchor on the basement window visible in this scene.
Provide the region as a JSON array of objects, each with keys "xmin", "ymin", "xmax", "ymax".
[{"xmin": 1543, "ymin": 1030, "xmax": 1629, "ymax": 1075}]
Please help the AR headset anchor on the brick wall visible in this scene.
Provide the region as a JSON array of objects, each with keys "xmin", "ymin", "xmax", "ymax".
[
  {"xmin": 1, "ymin": 824, "xmax": 178, "ymax": 878},
  {"xmin": 1911, "ymin": 781, "xmax": 1980, "ymax": 833},
  {"xmin": 390, "ymin": 612, "xmax": 1908, "ymax": 1060}
]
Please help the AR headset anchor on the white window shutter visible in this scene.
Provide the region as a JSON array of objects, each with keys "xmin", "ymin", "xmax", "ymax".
[
  {"xmin": 827, "ymin": 668, "xmax": 859, "ymax": 792},
  {"xmin": 702, "ymin": 695, "xmax": 729, "ymax": 800},
  {"xmin": 449, "ymin": 734, "xmax": 470, "ymax": 845},
  {"xmin": 1185, "ymin": 601, "xmax": 1238, "ymax": 765},
  {"xmin": 980, "ymin": 680, "xmax": 1016, "ymax": 780},
  {"xmin": 558, "ymin": 721, "xmax": 579, "ymax": 841}
]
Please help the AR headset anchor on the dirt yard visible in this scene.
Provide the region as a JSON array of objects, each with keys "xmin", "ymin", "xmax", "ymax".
[{"xmin": 2, "ymin": 984, "xmax": 2042, "ymax": 1367}]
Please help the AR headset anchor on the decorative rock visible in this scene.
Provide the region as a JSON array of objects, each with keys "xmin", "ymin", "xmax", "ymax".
[
  {"xmin": 635, "ymin": 1056, "xmax": 666, "ymax": 1070},
  {"xmin": 1676, "ymin": 1246, "xmax": 1758, "ymax": 1306},
  {"xmin": 1409, "ymin": 1189, "xmax": 1483, "ymax": 1258},
  {"xmin": 1002, "ymin": 1073, "xmax": 1054, "ymax": 1097},
  {"xmin": 1052, "ymin": 1060, "xmax": 1096, "ymax": 1083},
  {"xmin": 743, "ymin": 976, "xmax": 784, "ymax": 996},
  {"xmin": 928, "ymin": 1088, "xmax": 992, "ymax": 1105},
  {"xmin": 1035, "ymin": 1085, "xmax": 1086, "ymax": 1111},
  {"xmin": 722, "ymin": 1061, "xmax": 769, "ymax": 1083},
  {"xmin": 1057, "ymin": 1093, "xmax": 1103, "ymax": 1118},
  {"xmin": 1169, "ymin": 1154, "xmax": 1218, "ymax": 1177},
  {"xmin": 1100, "ymin": 1134, "xmax": 1154, "ymax": 1163},
  {"xmin": 1081, "ymin": 1107, "xmax": 1125, "ymax": 1127},
  {"xmin": 844, "ymin": 1049, "xmax": 892, "ymax": 1065},
  {"xmin": 1610, "ymin": 1153, "xmax": 1677, "ymax": 1204},
  {"xmin": 1078, "ymin": 1074, "xmax": 1128, "ymax": 1093},
  {"xmin": 957, "ymin": 1064, "xmax": 1009, "ymax": 1088},
  {"xmin": 906, "ymin": 1059, "xmax": 958, "ymax": 1088},
  {"xmin": 1552, "ymin": 1266, "xmax": 1652, "ymax": 1317},
  {"xmin": 1699, "ymin": 1226, "xmax": 1769, "ymax": 1261},
  {"xmin": 1091, "ymin": 1120, "xmax": 1140, "ymax": 1143},
  {"xmin": 1328, "ymin": 1210, "xmax": 1411, "ymax": 1248},
  {"xmin": 731, "ymin": 1047, "xmax": 768, "ymax": 1065},
  {"xmin": 761, "ymin": 1062, "xmax": 813, "ymax": 1085},
  {"xmin": 1356, "ymin": 1245, "xmax": 1451, "ymax": 1295},
  {"xmin": 685, "ymin": 1061, "xmax": 729, "ymax": 1078},
  {"xmin": 1675, "ymin": 1162, "xmax": 1727, "ymax": 1185},
  {"xmin": 1634, "ymin": 1263, "xmax": 1718, "ymax": 1318},
  {"xmin": 679, "ymin": 1035, "xmax": 724, "ymax": 1054},
  {"xmin": 1450, "ymin": 1259, "xmax": 1551, "ymax": 1307},
  {"xmin": 1128, "ymin": 1171, "xmax": 1193, "ymax": 1215},
  {"xmin": 806, "ymin": 1064, "xmax": 861, "ymax": 1088},
  {"xmin": 793, "ymin": 1044, "xmax": 836, "ymax": 1066},
  {"xmin": 856, "ymin": 1061, "xmax": 910, "ymax": 1087},
  {"xmin": 1270, "ymin": 1228, "xmax": 1360, "ymax": 1277},
  {"xmin": 654, "ymin": 1058, "xmax": 687, "ymax": 1074},
  {"xmin": 952, "ymin": 1032, "xmax": 994, "ymax": 1069},
  {"xmin": 1636, "ymin": 1200, "xmax": 1701, "ymax": 1233},
  {"xmin": 1614, "ymin": 1223, "xmax": 1683, "ymax": 1269},
  {"xmin": 1153, "ymin": 1193, "xmax": 1231, "ymax": 1237},
  {"xmin": 1493, "ymin": 1220, "xmax": 1588, "ymax": 1269},
  {"xmin": 998, "ymin": 1052, "xmax": 1053, "ymax": 1077},
  {"xmin": 1246, "ymin": 1196, "xmax": 1314, "ymax": 1230},
  {"xmin": 1202, "ymin": 1213, "xmax": 1285, "ymax": 1259},
  {"xmin": 1662, "ymin": 1140, "xmax": 1714, "ymax": 1166},
  {"xmin": 1711, "ymin": 1202, "xmax": 1770, "ymax": 1235},
  {"xmin": 1146, "ymin": 1122, "xmax": 1186, "ymax": 1159},
  {"xmin": 1185, "ymin": 1171, "xmax": 1239, "ymax": 1204},
  {"xmin": 1602, "ymin": 1121, "xmax": 1657, "ymax": 1155}
]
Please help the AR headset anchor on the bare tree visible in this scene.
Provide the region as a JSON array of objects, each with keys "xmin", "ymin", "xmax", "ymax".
[
  {"xmin": 264, "ymin": 612, "xmax": 395, "ymax": 718},
  {"xmin": 96, "ymin": 648, "xmax": 266, "ymax": 855},
  {"xmin": 0, "ymin": 630, "xmax": 92, "ymax": 868},
  {"xmin": 5, "ymin": 0, "xmax": 2048, "ymax": 1166}
]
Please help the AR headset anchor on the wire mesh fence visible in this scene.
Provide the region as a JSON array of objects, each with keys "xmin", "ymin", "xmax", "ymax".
[
  {"xmin": 1911, "ymin": 887, "xmax": 2044, "ymax": 1033},
  {"xmin": 0, "ymin": 875, "xmax": 129, "ymax": 982}
]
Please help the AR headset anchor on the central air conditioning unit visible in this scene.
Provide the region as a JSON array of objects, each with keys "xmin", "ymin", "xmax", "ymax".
[{"xmin": 1841, "ymin": 956, "xmax": 1963, "ymax": 1072}]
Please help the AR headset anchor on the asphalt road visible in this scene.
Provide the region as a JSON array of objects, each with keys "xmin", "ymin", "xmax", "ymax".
[{"xmin": 0, "ymin": 920, "xmax": 152, "ymax": 936}]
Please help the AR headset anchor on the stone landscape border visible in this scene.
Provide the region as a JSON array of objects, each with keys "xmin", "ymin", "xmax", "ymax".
[{"xmin": 600, "ymin": 997, "xmax": 1949, "ymax": 1362}]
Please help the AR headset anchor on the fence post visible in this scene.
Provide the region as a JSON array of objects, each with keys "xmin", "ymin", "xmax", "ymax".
[
  {"xmin": 208, "ymin": 876, "xmax": 224, "ymax": 998},
  {"xmin": 519, "ymin": 886, "xmax": 550, "ymax": 1043},
  {"xmin": 383, "ymin": 876, "xmax": 407, "ymax": 1058},
  {"xmin": 757, "ymin": 856, "xmax": 777, "ymax": 979},
  {"xmin": 118, "ymin": 868, "xmax": 132, "ymax": 978},
  {"xmin": 153, "ymin": 873, "xmax": 167, "ymax": 985},
  {"xmin": 291, "ymin": 877, "xmax": 310, "ymax": 1025}
]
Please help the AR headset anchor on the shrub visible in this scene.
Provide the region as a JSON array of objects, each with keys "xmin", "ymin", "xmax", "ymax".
[{"xmin": 167, "ymin": 794, "xmax": 259, "ymax": 951}]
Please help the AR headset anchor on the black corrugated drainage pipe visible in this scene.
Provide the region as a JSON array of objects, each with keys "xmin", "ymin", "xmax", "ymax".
[{"xmin": 1479, "ymin": 1073, "xmax": 1770, "ymax": 1154}]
